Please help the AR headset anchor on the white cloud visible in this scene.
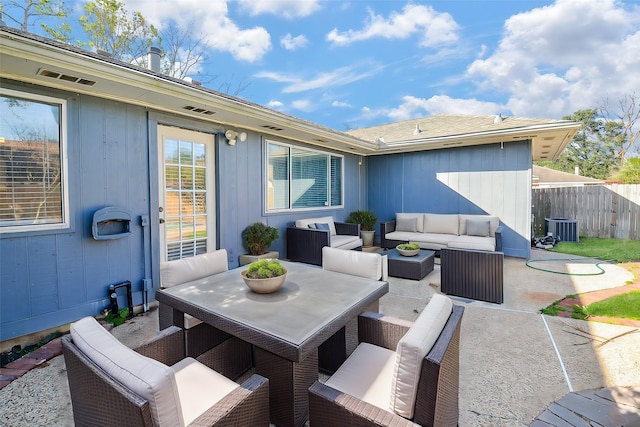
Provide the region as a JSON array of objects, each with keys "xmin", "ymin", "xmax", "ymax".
[
  {"xmin": 267, "ymin": 100, "xmax": 284, "ymax": 109},
  {"xmin": 124, "ymin": 0, "xmax": 271, "ymax": 62},
  {"xmin": 280, "ymin": 33, "xmax": 308, "ymax": 51},
  {"xmin": 466, "ymin": 0, "xmax": 640, "ymax": 118},
  {"xmin": 254, "ymin": 64, "xmax": 382, "ymax": 93},
  {"xmin": 292, "ymin": 99, "xmax": 312, "ymax": 111},
  {"xmin": 237, "ymin": 0, "xmax": 321, "ymax": 18},
  {"xmin": 332, "ymin": 100, "xmax": 352, "ymax": 108},
  {"xmin": 387, "ymin": 95, "xmax": 503, "ymax": 121},
  {"xmin": 326, "ymin": 4, "xmax": 459, "ymax": 47}
]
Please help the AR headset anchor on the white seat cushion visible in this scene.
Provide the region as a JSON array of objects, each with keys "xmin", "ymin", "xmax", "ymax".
[
  {"xmin": 70, "ymin": 317, "xmax": 183, "ymax": 427},
  {"xmin": 448, "ymin": 235, "xmax": 496, "ymax": 252},
  {"xmin": 325, "ymin": 342, "xmax": 397, "ymax": 411},
  {"xmin": 391, "ymin": 294, "xmax": 453, "ymax": 418},
  {"xmin": 330, "ymin": 234, "xmax": 362, "ymax": 249},
  {"xmin": 172, "ymin": 358, "xmax": 239, "ymax": 425},
  {"xmin": 322, "ymin": 246, "xmax": 387, "ymax": 280},
  {"xmin": 295, "ymin": 216, "xmax": 337, "ymax": 236}
]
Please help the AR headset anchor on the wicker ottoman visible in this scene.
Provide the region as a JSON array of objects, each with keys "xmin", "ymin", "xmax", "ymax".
[
  {"xmin": 382, "ymin": 249, "xmax": 435, "ymax": 280},
  {"xmin": 440, "ymin": 248, "xmax": 504, "ymax": 304}
]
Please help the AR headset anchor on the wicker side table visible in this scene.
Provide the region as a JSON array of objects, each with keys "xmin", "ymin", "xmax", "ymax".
[
  {"xmin": 382, "ymin": 249, "xmax": 435, "ymax": 280},
  {"xmin": 440, "ymin": 248, "xmax": 504, "ymax": 303}
]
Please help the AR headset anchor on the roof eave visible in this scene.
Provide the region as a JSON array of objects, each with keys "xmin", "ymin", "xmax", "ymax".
[{"xmin": 0, "ymin": 28, "xmax": 378, "ymax": 155}]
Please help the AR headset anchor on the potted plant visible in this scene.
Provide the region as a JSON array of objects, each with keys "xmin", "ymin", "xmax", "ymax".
[
  {"xmin": 396, "ymin": 243, "xmax": 420, "ymax": 256},
  {"xmin": 241, "ymin": 259, "xmax": 287, "ymax": 293},
  {"xmin": 239, "ymin": 222, "xmax": 279, "ymax": 265},
  {"xmin": 346, "ymin": 210, "xmax": 378, "ymax": 247}
]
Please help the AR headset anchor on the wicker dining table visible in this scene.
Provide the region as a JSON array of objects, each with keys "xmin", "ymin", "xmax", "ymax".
[{"xmin": 156, "ymin": 260, "xmax": 389, "ymax": 427}]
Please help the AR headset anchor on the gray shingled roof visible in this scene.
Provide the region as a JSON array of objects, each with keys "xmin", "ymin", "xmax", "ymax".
[{"xmin": 346, "ymin": 114, "xmax": 574, "ymax": 142}]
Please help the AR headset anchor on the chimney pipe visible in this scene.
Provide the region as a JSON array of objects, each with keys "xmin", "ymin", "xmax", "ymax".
[
  {"xmin": 575, "ymin": 166, "xmax": 580, "ymax": 175},
  {"xmin": 148, "ymin": 47, "xmax": 161, "ymax": 73}
]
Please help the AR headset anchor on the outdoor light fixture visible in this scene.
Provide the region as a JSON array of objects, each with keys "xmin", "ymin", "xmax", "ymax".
[{"xmin": 225, "ymin": 129, "xmax": 248, "ymax": 145}]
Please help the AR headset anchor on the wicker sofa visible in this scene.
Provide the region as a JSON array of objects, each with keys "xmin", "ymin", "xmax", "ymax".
[
  {"xmin": 286, "ymin": 216, "xmax": 363, "ymax": 265},
  {"xmin": 381, "ymin": 213, "xmax": 503, "ymax": 252}
]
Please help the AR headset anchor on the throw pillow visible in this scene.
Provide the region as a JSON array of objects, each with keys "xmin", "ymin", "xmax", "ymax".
[
  {"xmin": 315, "ymin": 223, "xmax": 331, "ymax": 231},
  {"xmin": 466, "ymin": 219, "xmax": 490, "ymax": 237},
  {"xmin": 395, "ymin": 217, "xmax": 418, "ymax": 232}
]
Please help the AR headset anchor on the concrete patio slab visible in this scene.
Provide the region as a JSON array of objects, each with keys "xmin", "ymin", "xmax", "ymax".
[{"xmin": 1, "ymin": 248, "xmax": 639, "ymax": 426}]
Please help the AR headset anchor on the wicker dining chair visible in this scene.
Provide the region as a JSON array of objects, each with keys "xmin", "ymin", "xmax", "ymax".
[
  {"xmin": 159, "ymin": 249, "xmax": 252, "ymax": 379},
  {"xmin": 319, "ymin": 246, "xmax": 389, "ymax": 372},
  {"xmin": 309, "ymin": 294, "xmax": 464, "ymax": 427},
  {"xmin": 62, "ymin": 317, "xmax": 270, "ymax": 426}
]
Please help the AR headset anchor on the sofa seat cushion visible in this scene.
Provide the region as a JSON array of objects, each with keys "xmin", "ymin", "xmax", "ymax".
[
  {"xmin": 385, "ymin": 231, "xmax": 457, "ymax": 250},
  {"xmin": 70, "ymin": 317, "xmax": 183, "ymax": 427},
  {"xmin": 423, "ymin": 214, "xmax": 459, "ymax": 235},
  {"xmin": 324, "ymin": 342, "xmax": 397, "ymax": 412},
  {"xmin": 391, "ymin": 294, "xmax": 453, "ymax": 418},
  {"xmin": 172, "ymin": 357, "xmax": 239, "ymax": 425},
  {"xmin": 448, "ymin": 235, "xmax": 496, "ymax": 252},
  {"xmin": 295, "ymin": 216, "xmax": 337, "ymax": 235},
  {"xmin": 330, "ymin": 234, "xmax": 362, "ymax": 249}
]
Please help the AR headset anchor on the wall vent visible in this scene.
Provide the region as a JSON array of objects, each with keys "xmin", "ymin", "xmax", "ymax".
[
  {"xmin": 262, "ymin": 125, "xmax": 284, "ymax": 131},
  {"xmin": 37, "ymin": 68, "xmax": 96, "ymax": 86},
  {"xmin": 182, "ymin": 105, "xmax": 215, "ymax": 115}
]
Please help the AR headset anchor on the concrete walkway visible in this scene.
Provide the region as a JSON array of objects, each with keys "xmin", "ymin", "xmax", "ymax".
[
  {"xmin": 1, "ymin": 248, "xmax": 639, "ymax": 426},
  {"xmin": 380, "ymin": 248, "xmax": 640, "ymax": 426}
]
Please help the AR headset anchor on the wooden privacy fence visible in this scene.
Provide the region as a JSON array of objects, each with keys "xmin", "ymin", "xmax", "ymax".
[{"xmin": 532, "ymin": 184, "xmax": 640, "ymax": 240}]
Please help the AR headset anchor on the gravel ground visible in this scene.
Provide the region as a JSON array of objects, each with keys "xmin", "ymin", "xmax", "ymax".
[{"xmin": 0, "ymin": 309, "xmax": 159, "ymax": 427}]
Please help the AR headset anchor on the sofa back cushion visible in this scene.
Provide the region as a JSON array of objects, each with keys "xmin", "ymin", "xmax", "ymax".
[
  {"xmin": 395, "ymin": 216, "xmax": 418, "ymax": 232},
  {"xmin": 390, "ymin": 294, "xmax": 453, "ymax": 419},
  {"xmin": 322, "ymin": 246, "xmax": 387, "ymax": 280},
  {"xmin": 423, "ymin": 213, "xmax": 459, "ymax": 235},
  {"xmin": 71, "ymin": 317, "xmax": 183, "ymax": 427},
  {"xmin": 396, "ymin": 213, "xmax": 424, "ymax": 233},
  {"xmin": 295, "ymin": 216, "xmax": 337, "ymax": 235},
  {"xmin": 459, "ymin": 215, "xmax": 499, "ymax": 237},
  {"xmin": 160, "ymin": 249, "xmax": 228, "ymax": 288}
]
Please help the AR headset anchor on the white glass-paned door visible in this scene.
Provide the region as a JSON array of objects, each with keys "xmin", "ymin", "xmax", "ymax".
[{"xmin": 158, "ymin": 126, "xmax": 216, "ymax": 261}]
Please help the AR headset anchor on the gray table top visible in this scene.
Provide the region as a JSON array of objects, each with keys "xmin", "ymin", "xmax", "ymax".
[{"xmin": 157, "ymin": 261, "xmax": 388, "ymax": 359}]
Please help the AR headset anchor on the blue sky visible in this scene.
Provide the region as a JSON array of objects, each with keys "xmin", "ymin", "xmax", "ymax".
[{"xmin": 6, "ymin": 0, "xmax": 640, "ymax": 131}]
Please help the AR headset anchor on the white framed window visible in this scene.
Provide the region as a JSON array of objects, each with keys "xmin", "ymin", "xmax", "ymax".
[
  {"xmin": 0, "ymin": 89, "xmax": 69, "ymax": 233},
  {"xmin": 266, "ymin": 139, "xmax": 343, "ymax": 212}
]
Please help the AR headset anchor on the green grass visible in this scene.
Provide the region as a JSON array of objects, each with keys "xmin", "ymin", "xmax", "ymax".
[
  {"xmin": 550, "ymin": 237, "xmax": 640, "ymax": 263},
  {"xmin": 540, "ymin": 238, "xmax": 640, "ymax": 321},
  {"xmin": 579, "ymin": 290, "xmax": 640, "ymax": 320}
]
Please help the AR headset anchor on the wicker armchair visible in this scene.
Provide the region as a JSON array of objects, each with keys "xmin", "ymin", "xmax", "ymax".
[
  {"xmin": 286, "ymin": 216, "xmax": 362, "ymax": 265},
  {"xmin": 62, "ymin": 318, "xmax": 270, "ymax": 426},
  {"xmin": 309, "ymin": 295, "xmax": 464, "ymax": 427}
]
